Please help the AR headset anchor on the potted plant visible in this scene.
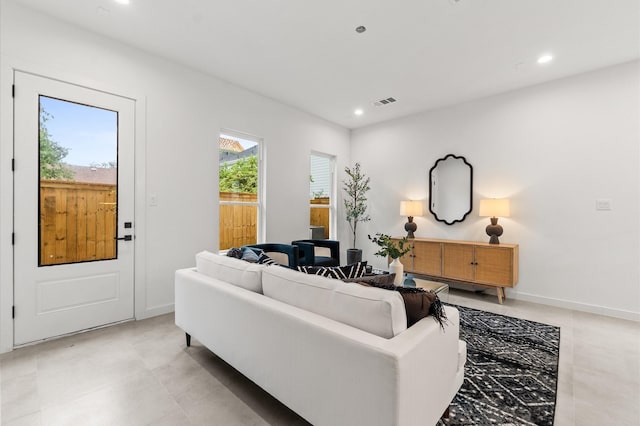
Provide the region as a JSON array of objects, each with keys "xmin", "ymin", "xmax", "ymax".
[
  {"xmin": 368, "ymin": 233, "xmax": 411, "ymax": 285},
  {"xmin": 343, "ymin": 163, "xmax": 371, "ymax": 264}
]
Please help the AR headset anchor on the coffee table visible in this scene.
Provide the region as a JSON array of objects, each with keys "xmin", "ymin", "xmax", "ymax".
[{"xmin": 410, "ymin": 277, "xmax": 449, "ymax": 303}]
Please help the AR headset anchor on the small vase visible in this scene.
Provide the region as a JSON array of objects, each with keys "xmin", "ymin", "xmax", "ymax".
[
  {"xmin": 388, "ymin": 258, "xmax": 404, "ymax": 285},
  {"xmin": 403, "ymin": 273, "xmax": 416, "ymax": 287}
]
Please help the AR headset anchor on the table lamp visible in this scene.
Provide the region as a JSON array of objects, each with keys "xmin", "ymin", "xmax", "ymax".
[
  {"xmin": 479, "ymin": 198, "xmax": 510, "ymax": 244},
  {"xmin": 400, "ymin": 200, "xmax": 423, "ymax": 239}
]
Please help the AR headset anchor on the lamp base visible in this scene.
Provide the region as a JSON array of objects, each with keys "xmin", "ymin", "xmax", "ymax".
[
  {"xmin": 485, "ymin": 217, "xmax": 503, "ymax": 244},
  {"xmin": 404, "ymin": 217, "xmax": 417, "ymax": 239}
]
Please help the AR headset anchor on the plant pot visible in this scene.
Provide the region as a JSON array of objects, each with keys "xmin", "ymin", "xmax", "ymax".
[
  {"xmin": 388, "ymin": 258, "xmax": 404, "ymax": 285},
  {"xmin": 346, "ymin": 249, "xmax": 362, "ymax": 265}
]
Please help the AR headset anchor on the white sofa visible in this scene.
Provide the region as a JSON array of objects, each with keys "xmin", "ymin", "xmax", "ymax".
[{"xmin": 175, "ymin": 251, "xmax": 466, "ymax": 426}]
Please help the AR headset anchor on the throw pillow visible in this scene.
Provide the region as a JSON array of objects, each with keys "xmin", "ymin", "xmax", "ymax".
[
  {"xmin": 297, "ymin": 261, "xmax": 367, "ymax": 280},
  {"xmin": 396, "ymin": 287, "xmax": 440, "ymax": 327},
  {"xmin": 343, "ymin": 273, "xmax": 397, "ymax": 287},
  {"xmin": 241, "ymin": 247, "xmax": 260, "ymax": 263},
  {"xmin": 226, "ymin": 247, "xmax": 243, "ymax": 259},
  {"xmin": 257, "ymin": 252, "xmax": 277, "ymax": 265}
]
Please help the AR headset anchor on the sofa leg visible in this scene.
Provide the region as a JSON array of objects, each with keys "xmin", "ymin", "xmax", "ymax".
[
  {"xmin": 185, "ymin": 333, "xmax": 191, "ymax": 347},
  {"xmin": 441, "ymin": 406, "xmax": 450, "ymax": 419}
]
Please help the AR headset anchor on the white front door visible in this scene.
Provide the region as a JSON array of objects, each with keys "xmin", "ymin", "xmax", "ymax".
[{"xmin": 13, "ymin": 71, "xmax": 135, "ymax": 346}]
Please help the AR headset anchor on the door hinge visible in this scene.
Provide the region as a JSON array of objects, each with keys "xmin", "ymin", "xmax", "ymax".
[
  {"xmin": 11, "ymin": 233, "xmax": 15, "ymax": 245},
  {"xmin": 11, "ymin": 158, "xmax": 15, "ymax": 171},
  {"xmin": 12, "ymin": 306, "xmax": 15, "ymax": 319},
  {"xmin": 11, "ymin": 84, "xmax": 15, "ymax": 98}
]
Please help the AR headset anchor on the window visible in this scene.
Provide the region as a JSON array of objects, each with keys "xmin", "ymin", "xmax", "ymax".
[
  {"xmin": 309, "ymin": 153, "xmax": 335, "ymax": 239},
  {"xmin": 38, "ymin": 96, "xmax": 119, "ymax": 265},
  {"xmin": 219, "ymin": 132, "xmax": 262, "ymax": 251}
]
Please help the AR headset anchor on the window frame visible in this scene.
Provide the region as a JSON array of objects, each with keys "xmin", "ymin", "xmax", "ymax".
[
  {"xmin": 218, "ymin": 129, "xmax": 264, "ymax": 251},
  {"xmin": 309, "ymin": 151, "xmax": 336, "ymax": 240}
]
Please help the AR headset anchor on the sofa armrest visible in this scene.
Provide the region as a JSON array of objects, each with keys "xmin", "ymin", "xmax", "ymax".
[
  {"xmin": 291, "ymin": 241, "xmax": 314, "ymax": 266},
  {"xmin": 383, "ymin": 306, "xmax": 462, "ymax": 425}
]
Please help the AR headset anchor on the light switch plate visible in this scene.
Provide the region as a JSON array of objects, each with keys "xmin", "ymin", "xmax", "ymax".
[{"xmin": 596, "ymin": 199, "xmax": 612, "ymax": 211}]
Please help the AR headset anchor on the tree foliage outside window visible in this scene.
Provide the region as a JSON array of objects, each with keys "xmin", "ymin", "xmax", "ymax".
[
  {"xmin": 39, "ymin": 106, "xmax": 74, "ymax": 180},
  {"xmin": 219, "ymin": 155, "xmax": 258, "ymax": 193}
]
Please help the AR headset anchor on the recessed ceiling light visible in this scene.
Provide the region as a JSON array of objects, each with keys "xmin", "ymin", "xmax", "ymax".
[
  {"xmin": 114, "ymin": 0, "xmax": 130, "ymax": 4},
  {"xmin": 354, "ymin": 109, "xmax": 364, "ymax": 116},
  {"xmin": 537, "ymin": 54, "xmax": 553, "ymax": 64}
]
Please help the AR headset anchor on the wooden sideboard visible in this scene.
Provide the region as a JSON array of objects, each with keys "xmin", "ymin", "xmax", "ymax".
[{"xmin": 393, "ymin": 237, "xmax": 519, "ymax": 303}]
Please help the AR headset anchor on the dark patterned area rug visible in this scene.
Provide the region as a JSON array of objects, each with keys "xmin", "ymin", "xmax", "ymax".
[{"xmin": 439, "ymin": 305, "xmax": 560, "ymax": 426}]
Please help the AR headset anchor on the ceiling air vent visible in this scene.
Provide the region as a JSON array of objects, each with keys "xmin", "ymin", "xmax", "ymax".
[{"xmin": 373, "ymin": 97, "xmax": 397, "ymax": 107}]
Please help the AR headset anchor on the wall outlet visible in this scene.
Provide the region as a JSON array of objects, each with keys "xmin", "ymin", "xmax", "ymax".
[
  {"xmin": 149, "ymin": 194, "xmax": 158, "ymax": 207},
  {"xmin": 596, "ymin": 199, "xmax": 612, "ymax": 211}
]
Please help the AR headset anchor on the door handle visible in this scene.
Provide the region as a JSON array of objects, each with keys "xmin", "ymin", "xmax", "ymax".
[{"xmin": 115, "ymin": 235, "xmax": 133, "ymax": 241}]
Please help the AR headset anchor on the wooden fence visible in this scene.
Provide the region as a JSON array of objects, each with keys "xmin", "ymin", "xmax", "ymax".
[
  {"xmin": 220, "ymin": 192, "xmax": 258, "ymax": 250},
  {"xmin": 219, "ymin": 193, "xmax": 331, "ymax": 250},
  {"xmin": 310, "ymin": 197, "xmax": 330, "ymax": 239},
  {"xmin": 41, "ymin": 184, "xmax": 332, "ymax": 259},
  {"xmin": 40, "ymin": 180, "xmax": 117, "ymax": 265}
]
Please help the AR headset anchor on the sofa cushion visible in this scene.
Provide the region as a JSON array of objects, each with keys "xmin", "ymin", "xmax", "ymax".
[
  {"xmin": 262, "ymin": 266, "xmax": 407, "ymax": 338},
  {"xmin": 196, "ymin": 250, "xmax": 265, "ymax": 293},
  {"xmin": 345, "ymin": 277, "xmax": 447, "ymax": 328}
]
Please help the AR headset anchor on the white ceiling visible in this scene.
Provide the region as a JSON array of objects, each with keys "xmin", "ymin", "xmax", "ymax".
[{"xmin": 12, "ymin": 0, "xmax": 640, "ymax": 129}]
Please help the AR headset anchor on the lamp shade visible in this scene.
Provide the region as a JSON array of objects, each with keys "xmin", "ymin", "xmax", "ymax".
[
  {"xmin": 400, "ymin": 200, "xmax": 423, "ymax": 217},
  {"xmin": 479, "ymin": 198, "xmax": 510, "ymax": 218}
]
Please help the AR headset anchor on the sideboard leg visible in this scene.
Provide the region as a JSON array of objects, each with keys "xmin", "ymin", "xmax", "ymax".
[
  {"xmin": 185, "ymin": 333, "xmax": 191, "ymax": 347},
  {"xmin": 496, "ymin": 287, "xmax": 504, "ymax": 304}
]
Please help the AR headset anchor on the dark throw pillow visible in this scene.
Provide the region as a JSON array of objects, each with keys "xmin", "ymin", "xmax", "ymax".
[
  {"xmin": 226, "ymin": 247, "xmax": 243, "ymax": 259},
  {"xmin": 343, "ymin": 273, "xmax": 397, "ymax": 287},
  {"xmin": 396, "ymin": 287, "xmax": 440, "ymax": 327},
  {"xmin": 297, "ymin": 261, "xmax": 367, "ymax": 280}
]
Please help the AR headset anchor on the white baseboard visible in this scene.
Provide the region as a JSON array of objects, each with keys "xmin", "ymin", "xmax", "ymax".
[
  {"xmin": 510, "ymin": 291, "xmax": 640, "ymax": 322},
  {"xmin": 136, "ymin": 303, "xmax": 174, "ymax": 320}
]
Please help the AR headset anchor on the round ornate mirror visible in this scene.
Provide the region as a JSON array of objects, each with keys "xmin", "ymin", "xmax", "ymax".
[{"xmin": 429, "ymin": 154, "xmax": 473, "ymax": 225}]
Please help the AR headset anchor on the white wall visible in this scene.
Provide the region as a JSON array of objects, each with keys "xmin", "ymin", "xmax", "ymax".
[
  {"xmin": 0, "ymin": 1, "xmax": 351, "ymax": 351},
  {"xmin": 0, "ymin": 3, "xmax": 636, "ymax": 355},
  {"xmin": 351, "ymin": 61, "xmax": 640, "ymax": 320}
]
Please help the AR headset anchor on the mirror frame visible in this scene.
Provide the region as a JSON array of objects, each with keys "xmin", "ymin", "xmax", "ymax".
[{"xmin": 428, "ymin": 154, "xmax": 473, "ymax": 225}]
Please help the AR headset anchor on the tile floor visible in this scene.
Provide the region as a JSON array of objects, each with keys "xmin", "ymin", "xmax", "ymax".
[{"xmin": 0, "ymin": 289, "xmax": 638, "ymax": 425}]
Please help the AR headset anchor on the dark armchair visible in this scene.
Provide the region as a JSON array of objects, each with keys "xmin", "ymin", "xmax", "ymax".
[
  {"xmin": 242, "ymin": 243, "xmax": 312, "ymax": 269},
  {"xmin": 292, "ymin": 239, "xmax": 341, "ymax": 267}
]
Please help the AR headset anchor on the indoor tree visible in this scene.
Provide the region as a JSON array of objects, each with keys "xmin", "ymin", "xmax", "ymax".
[{"xmin": 343, "ymin": 163, "xmax": 370, "ymax": 263}]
